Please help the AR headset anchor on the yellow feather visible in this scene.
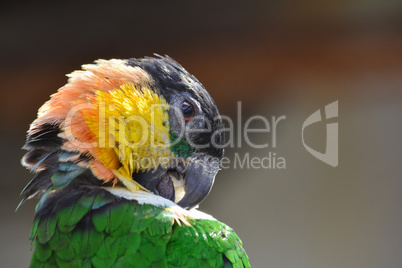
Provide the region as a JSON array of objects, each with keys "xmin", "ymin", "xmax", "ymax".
[{"xmin": 82, "ymin": 83, "xmax": 174, "ymax": 185}]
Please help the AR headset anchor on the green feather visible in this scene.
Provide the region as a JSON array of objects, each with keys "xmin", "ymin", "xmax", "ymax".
[
  {"xmin": 108, "ymin": 202, "xmax": 129, "ymax": 233},
  {"xmin": 29, "ymin": 218, "xmax": 39, "ymax": 242},
  {"xmin": 48, "ymin": 228, "xmax": 70, "ymax": 252},
  {"xmin": 29, "ymin": 196, "xmax": 250, "ymax": 267},
  {"xmin": 43, "ymin": 256, "xmax": 58, "ymax": 268},
  {"xmin": 71, "ymin": 228, "xmax": 103, "ymax": 259},
  {"xmin": 91, "ymin": 193, "xmax": 114, "ymax": 210},
  {"xmin": 37, "ymin": 216, "xmax": 57, "ymax": 244},
  {"xmin": 114, "ymin": 234, "xmax": 128, "ymax": 258},
  {"xmin": 170, "ymin": 130, "xmax": 194, "ymax": 158},
  {"xmin": 110, "ymin": 203, "xmax": 134, "ymax": 237},
  {"xmin": 139, "ymin": 236, "xmax": 165, "ymax": 263},
  {"xmin": 81, "ymin": 259, "xmax": 92, "ymax": 268},
  {"xmin": 127, "ymin": 252, "xmax": 151, "ymax": 267},
  {"xmin": 123, "ymin": 231, "xmax": 141, "ymax": 256},
  {"xmin": 57, "ymin": 196, "xmax": 92, "ymax": 233},
  {"xmin": 75, "ymin": 192, "xmax": 113, "ymax": 210},
  {"xmin": 166, "ymin": 218, "xmax": 250, "ymax": 267},
  {"xmin": 148, "ymin": 259, "xmax": 167, "ymax": 268},
  {"xmin": 95, "ymin": 235, "xmax": 118, "ymax": 260},
  {"xmin": 54, "ymin": 256, "xmax": 81, "ymax": 268},
  {"xmin": 91, "ymin": 235, "xmax": 118, "ymax": 267},
  {"xmin": 146, "ymin": 211, "xmax": 173, "ymax": 237},
  {"xmin": 30, "ymin": 255, "xmax": 46, "ymax": 268},
  {"xmin": 53, "ymin": 243, "xmax": 75, "ymax": 262},
  {"xmin": 34, "ymin": 240, "xmax": 52, "ymax": 262},
  {"xmin": 133, "ymin": 204, "xmax": 166, "ymax": 232},
  {"xmin": 114, "ymin": 257, "xmax": 132, "ymax": 268},
  {"xmin": 224, "ymin": 249, "xmax": 239, "ymax": 265},
  {"xmin": 91, "ymin": 208, "xmax": 108, "ymax": 233}
]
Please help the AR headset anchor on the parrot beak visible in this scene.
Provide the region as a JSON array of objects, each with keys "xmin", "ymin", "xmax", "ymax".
[
  {"xmin": 177, "ymin": 156, "xmax": 219, "ymax": 209},
  {"xmin": 133, "ymin": 154, "xmax": 220, "ymax": 210}
]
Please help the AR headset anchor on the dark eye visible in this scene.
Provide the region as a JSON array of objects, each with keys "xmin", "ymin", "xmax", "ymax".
[{"xmin": 182, "ymin": 101, "xmax": 194, "ymax": 121}]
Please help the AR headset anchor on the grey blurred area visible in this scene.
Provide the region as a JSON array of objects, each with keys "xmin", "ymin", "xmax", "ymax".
[{"xmin": 1, "ymin": 1, "xmax": 402, "ymax": 267}]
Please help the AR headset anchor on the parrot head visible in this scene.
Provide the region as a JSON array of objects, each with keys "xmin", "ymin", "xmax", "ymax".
[{"xmin": 21, "ymin": 56, "xmax": 224, "ymax": 210}]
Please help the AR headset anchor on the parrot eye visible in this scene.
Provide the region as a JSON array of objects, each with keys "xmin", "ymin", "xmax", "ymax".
[{"xmin": 182, "ymin": 101, "xmax": 194, "ymax": 121}]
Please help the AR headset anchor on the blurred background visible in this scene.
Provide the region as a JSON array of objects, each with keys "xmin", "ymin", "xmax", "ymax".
[{"xmin": 1, "ymin": 1, "xmax": 402, "ymax": 267}]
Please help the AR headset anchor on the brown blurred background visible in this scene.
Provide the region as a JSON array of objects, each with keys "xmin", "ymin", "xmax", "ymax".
[{"xmin": 1, "ymin": 1, "xmax": 402, "ymax": 267}]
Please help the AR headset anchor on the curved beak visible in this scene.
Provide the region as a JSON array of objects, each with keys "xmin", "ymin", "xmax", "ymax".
[
  {"xmin": 177, "ymin": 156, "xmax": 220, "ymax": 209},
  {"xmin": 133, "ymin": 155, "xmax": 220, "ymax": 210}
]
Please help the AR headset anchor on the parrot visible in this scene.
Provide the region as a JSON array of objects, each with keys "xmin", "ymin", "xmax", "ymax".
[{"xmin": 20, "ymin": 55, "xmax": 250, "ymax": 267}]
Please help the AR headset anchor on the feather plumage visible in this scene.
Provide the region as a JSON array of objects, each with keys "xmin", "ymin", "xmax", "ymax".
[{"xmin": 21, "ymin": 56, "xmax": 250, "ymax": 267}]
